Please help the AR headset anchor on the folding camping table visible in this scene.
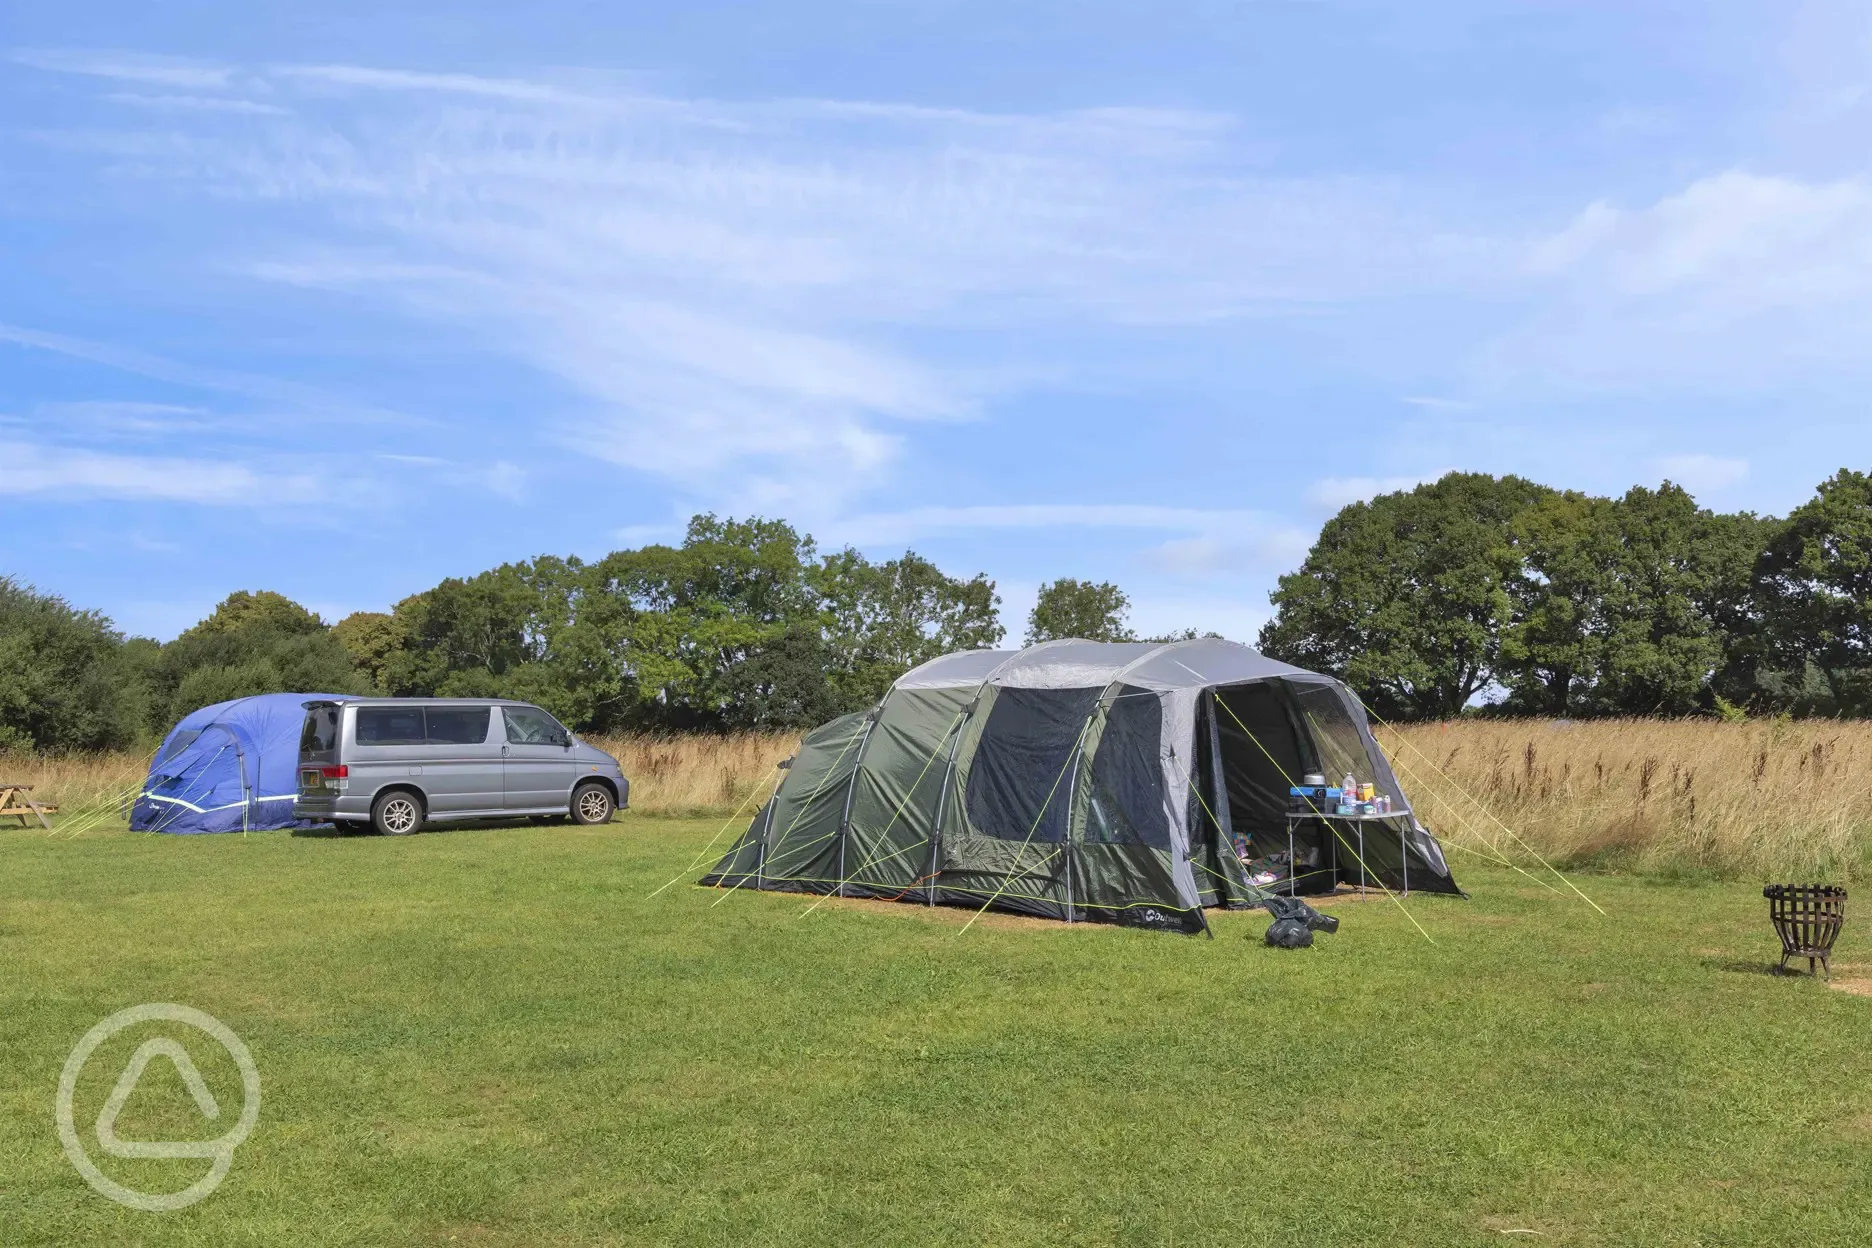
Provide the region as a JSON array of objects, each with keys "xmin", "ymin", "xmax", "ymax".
[
  {"xmin": 0, "ymin": 783, "xmax": 57, "ymax": 830},
  {"xmin": 1281, "ymin": 808, "xmax": 1414, "ymax": 899}
]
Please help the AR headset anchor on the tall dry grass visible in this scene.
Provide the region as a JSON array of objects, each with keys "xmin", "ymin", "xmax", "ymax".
[
  {"xmin": 1382, "ymin": 718, "xmax": 1872, "ymax": 881},
  {"xmin": 0, "ymin": 749, "xmax": 150, "ymax": 822},
  {"xmin": 587, "ymin": 732, "xmax": 798, "ymax": 815},
  {"xmin": 13, "ymin": 718, "xmax": 1872, "ymax": 880},
  {"xmin": 0, "ymin": 732, "xmax": 802, "ymax": 827}
]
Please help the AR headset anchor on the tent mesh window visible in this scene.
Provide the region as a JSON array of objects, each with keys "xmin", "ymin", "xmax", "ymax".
[
  {"xmin": 1291, "ymin": 682, "xmax": 1400, "ymax": 801},
  {"xmin": 1083, "ymin": 687, "xmax": 1167, "ymax": 848},
  {"xmin": 965, "ymin": 687, "xmax": 1101, "ymax": 843}
]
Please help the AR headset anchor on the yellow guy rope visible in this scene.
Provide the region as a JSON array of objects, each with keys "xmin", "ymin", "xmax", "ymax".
[
  {"xmin": 800, "ymin": 710, "xmax": 965, "ymax": 918},
  {"xmin": 646, "ymin": 758, "xmax": 789, "ymax": 899},
  {"xmin": 1355, "ymin": 696, "xmax": 1605, "ymax": 917},
  {"xmin": 1378, "ymin": 747, "xmax": 1566, "ymax": 893},
  {"xmin": 708, "ymin": 720, "xmax": 874, "ymax": 908}
]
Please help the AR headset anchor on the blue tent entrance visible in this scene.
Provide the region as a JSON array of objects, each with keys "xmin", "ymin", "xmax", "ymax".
[{"xmin": 131, "ymin": 693, "xmax": 342, "ymax": 834}]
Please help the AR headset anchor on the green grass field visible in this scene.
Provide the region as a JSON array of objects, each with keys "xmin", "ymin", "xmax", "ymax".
[{"xmin": 3, "ymin": 815, "xmax": 1870, "ymax": 1246}]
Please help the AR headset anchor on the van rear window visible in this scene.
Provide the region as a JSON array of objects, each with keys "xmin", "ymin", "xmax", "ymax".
[
  {"xmin": 356, "ymin": 707, "xmax": 425, "ymax": 745},
  {"xmin": 299, "ymin": 707, "xmax": 339, "ymax": 760}
]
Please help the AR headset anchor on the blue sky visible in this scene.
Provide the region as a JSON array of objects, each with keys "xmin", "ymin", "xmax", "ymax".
[{"xmin": 4, "ymin": 2, "xmax": 1871, "ymax": 641}]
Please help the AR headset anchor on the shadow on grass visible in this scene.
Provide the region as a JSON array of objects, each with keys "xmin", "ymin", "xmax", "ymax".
[
  {"xmin": 289, "ymin": 817, "xmax": 582, "ymax": 839},
  {"xmin": 1703, "ymin": 956, "xmax": 1802, "ymax": 978}
]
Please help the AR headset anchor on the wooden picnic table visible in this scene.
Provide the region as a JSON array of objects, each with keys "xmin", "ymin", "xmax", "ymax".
[{"xmin": 0, "ymin": 783, "xmax": 57, "ymax": 829}]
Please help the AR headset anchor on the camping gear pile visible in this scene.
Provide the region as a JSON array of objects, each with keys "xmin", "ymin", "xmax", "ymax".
[{"xmin": 702, "ymin": 638, "xmax": 1458, "ymax": 933}]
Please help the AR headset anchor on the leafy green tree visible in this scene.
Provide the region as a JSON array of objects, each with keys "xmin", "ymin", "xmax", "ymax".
[
  {"xmin": 1026, "ymin": 579, "xmax": 1134, "ymax": 645},
  {"xmin": 718, "ymin": 625, "xmax": 848, "ymax": 729},
  {"xmin": 0, "ymin": 577, "xmax": 148, "ymax": 750},
  {"xmin": 815, "ymin": 549, "xmax": 1003, "ymax": 708},
  {"xmin": 588, "ymin": 516, "xmax": 821, "ymax": 730},
  {"xmin": 1500, "ymin": 484, "xmax": 1753, "ymax": 716},
  {"xmin": 152, "ymin": 591, "xmax": 369, "ymax": 727},
  {"xmin": 332, "ymin": 611, "xmax": 408, "ymax": 694},
  {"xmin": 1258, "ymin": 473, "xmax": 1552, "ymax": 719},
  {"xmin": 1753, "ymin": 469, "xmax": 1872, "ymax": 714}
]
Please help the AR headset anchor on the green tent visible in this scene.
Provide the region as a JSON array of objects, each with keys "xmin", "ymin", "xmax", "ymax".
[{"xmin": 702, "ymin": 638, "xmax": 1459, "ymax": 932}]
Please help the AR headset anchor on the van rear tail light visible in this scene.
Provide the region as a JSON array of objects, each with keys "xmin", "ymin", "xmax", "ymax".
[{"xmin": 320, "ymin": 765, "xmax": 348, "ymax": 779}]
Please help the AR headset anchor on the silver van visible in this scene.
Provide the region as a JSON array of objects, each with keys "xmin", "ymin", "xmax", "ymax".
[{"xmin": 293, "ymin": 698, "xmax": 630, "ymax": 836}]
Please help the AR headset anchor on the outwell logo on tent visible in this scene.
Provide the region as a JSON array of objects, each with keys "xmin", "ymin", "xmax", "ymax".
[{"xmin": 55, "ymin": 1003, "xmax": 261, "ymax": 1211}]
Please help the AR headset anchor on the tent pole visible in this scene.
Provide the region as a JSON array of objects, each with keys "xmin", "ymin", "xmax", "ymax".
[
  {"xmin": 755, "ymin": 789, "xmax": 776, "ymax": 892},
  {"xmin": 1063, "ymin": 704, "xmax": 1094, "ymax": 925},
  {"xmin": 1203, "ymin": 692, "xmax": 1236, "ymax": 905}
]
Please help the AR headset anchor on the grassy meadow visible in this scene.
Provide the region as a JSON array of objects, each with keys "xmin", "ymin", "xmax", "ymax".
[{"xmin": 3, "ymin": 811, "xmax": 1871, "ymax": 1246}]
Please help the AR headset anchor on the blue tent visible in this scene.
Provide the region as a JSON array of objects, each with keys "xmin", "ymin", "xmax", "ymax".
[{"xmin": 131, "ymin": 693, "xmax": 343, "ymax": 834}]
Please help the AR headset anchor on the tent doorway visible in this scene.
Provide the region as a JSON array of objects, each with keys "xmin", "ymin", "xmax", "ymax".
[{"xmin": 1195, "ymin": 682, "xmax": 1340, "ymax": 896}]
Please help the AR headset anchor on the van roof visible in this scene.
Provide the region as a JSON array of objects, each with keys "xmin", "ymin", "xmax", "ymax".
[{"xmin": 308, "ymin": 697, "xmax": 544, "ymax": 707}]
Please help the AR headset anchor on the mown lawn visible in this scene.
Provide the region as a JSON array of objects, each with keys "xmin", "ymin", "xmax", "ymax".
[{"xmin": 1, "ymin": 814, "xmax": 1869, "ymax": 1246}]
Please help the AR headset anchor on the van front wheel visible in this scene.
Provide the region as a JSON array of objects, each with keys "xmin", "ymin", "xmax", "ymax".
[
  {"xmin": 571, "ymin": 782, "xmax": 614, "ymax": 826},
  {"xmin": 372, "ymin": 791, "xmax": 424, "ymax": 836}
]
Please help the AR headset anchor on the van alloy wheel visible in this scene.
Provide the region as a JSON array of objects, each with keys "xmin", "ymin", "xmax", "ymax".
[
  {"xmin": 571, "ymin": 782, "xmax": 613, "ymax": 826},
  {"xmin": 373, "ymin": 792, "xmax": 422, "ymax": 836}
]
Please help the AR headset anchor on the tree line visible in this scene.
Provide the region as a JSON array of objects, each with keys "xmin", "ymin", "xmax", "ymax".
[
  {"xmin": 1256, "ymin": 468, "xmax": 1872, "ymax": 720},
  {"xmin": 8, "ymin": 469, "xmax": 1872, "ymax": 751},
  {"xmin": 0, "ymin": 515, "xmax": 1142, "ymax": 751}
]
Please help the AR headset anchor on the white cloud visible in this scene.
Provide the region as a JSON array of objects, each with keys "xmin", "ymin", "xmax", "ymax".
[
  {"xmin": 1401, "ymin": 396, "xmax": 1477, "ymax": 411},
  {"xmin": 1655, "ymin": 452, "xmax": 1749, "ymax": 493},
  {"xmin": 270, "ymin": 64, "xmax": 596, "ymax": 104},
  {"xmin": 1495, "ymin": 171, "xmax": 1872, "ymax": 390},
  {"xmin": 13, "ymin": 50, "xmax": 234, "ymax": 89},
  {"xmin": 1306, "ymin": 470, "xmax": 1451, "ymax": 510},
  {"xmin": 29, "ymin": 60, "xmax": 1480, "ymax": 510},
  {"xmin": 0, "ymin": 322, "xmax": 417, "ymax": 428},
  {"xmin": 0, "ymin": 441, "xmax": 324, "ymax": 504},
  {"xmin": 104, "ymin": 93, "xmax": 289, "ymax": 116}
]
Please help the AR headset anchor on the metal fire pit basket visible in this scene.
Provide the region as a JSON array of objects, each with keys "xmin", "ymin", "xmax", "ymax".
[{"xmin": 1763, "ymin": 884, "xmax": 1848, "ymax": 980}]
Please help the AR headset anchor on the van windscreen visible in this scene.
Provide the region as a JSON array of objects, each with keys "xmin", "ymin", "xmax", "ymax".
[{"xmin": 300, "ymin": 705, "xmax": 340, "ymax": 762}]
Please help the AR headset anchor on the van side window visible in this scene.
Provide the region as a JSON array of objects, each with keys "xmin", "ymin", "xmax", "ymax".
[
  {"xmin": 357, "ymin": 707, "xmax": 425, "ymax": 745},
  {"xmin": 426, "ymin": 707, "xmax": 491, "ymax": 745},
  {"xmin": 504, "ymin": 706, "xmax": 568, "ymax": 746}
]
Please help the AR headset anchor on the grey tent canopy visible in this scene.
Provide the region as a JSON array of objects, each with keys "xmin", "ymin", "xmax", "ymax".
[{"xmin": 701, "ymin": 638, "xmax": 1459, "ymax": 933}]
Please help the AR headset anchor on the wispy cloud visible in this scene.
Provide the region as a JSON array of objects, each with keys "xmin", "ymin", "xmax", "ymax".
[
  {"xmin": 13, "ymin": 49, "xmax": 234, "ymax": 89},
  {"xmin": 1494, "ymin": 170, "xmax": 1872, "ymax": 392},
  {"xmin": 16, "ymin": 60, "xmax": 1482, "ymax": 510},
  {"xmin": 0, "ymin": 322, "xmax": 420, "ymax": 428},
  {"xmin": 0, "ymin": 441, "xmax": 325, "ymax": 504},
  {"xmin": 103, "ymin": 92, "xmax": 289, "ymax": 116}
]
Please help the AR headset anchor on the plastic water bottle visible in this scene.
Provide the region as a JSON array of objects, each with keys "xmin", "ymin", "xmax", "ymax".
[{"xmin": 1342, "ymin": 773, "xmax": 1356, "ymax": 806}]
